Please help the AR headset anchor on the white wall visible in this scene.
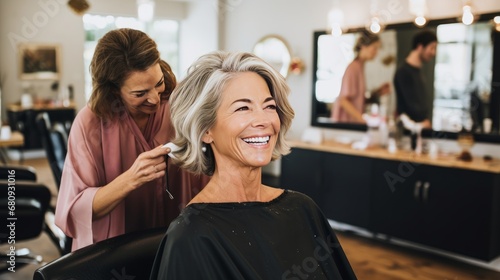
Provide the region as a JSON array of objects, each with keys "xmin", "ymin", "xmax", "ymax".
[
  {"xmin": 82, "ymin": 0, "xmax": 187, "ymax": 19},
  {"xmin": 178, "ymin": 0, "xmax": 220, "ymax": 78},
  {"xmin": 0, "ymin": 0, "xmax": 85, "ymax": 121}
]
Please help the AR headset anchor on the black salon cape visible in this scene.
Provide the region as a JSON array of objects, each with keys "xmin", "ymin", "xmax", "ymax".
[{"xmin": 150, "ymin": 190, "xmax": 357, "ymax": 280}]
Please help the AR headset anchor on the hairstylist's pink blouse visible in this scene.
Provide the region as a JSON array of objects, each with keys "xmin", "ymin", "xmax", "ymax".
[{"xmin": 55, "ymin": 102, "xmax": 208, "ymax": 251}]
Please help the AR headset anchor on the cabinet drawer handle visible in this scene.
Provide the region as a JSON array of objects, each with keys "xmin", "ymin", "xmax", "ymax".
[
  {"xmin": 414, "ymin": 181, "xmax": 422, "ymax": 201},
  {"xmin": 423, "ymin": 182, "xmax": 430, "ymax": 203}
]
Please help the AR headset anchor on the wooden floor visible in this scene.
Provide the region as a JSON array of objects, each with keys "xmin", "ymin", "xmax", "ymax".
[
  {"xmin": 337, "ymin": 231, "xmax": 500, "ymax": 279},
  {"xmin": 2, "ymin": 156, "xmax": 500, "ymax": 279}
]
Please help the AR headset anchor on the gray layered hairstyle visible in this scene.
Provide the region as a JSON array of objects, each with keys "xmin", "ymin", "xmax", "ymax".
[{"xmin": 169, "ymin": 51, "xmax": 295, "ymax": 176}]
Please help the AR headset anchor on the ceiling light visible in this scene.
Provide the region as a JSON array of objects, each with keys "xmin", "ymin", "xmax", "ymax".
[
  {"xmin": 327, "ymin": 1, "xmax": 344, "ymax": 37},
  {"xmin": 328, "ymin": 8, "xmax": 345, "ymax": 37},
  {"xmin": 366, "ymin": 0, "xmax": 385, "ymax": 34},
  {"xmin": 461, "ymin": 0, "xmax": 476, "ymax": 26},
  {"xmin": 493, "ymin": 16, "xmax": 500, "ymax": 32},
  {"xmin": 414, "ymin": 16, "xmax": 427, "ymax": 27},
  {"xmin": 409, "ymin": 0, "xmax": 427, "ymax": 27},
  {"xmin": 367, "ymin": 17, "xmax": 383, "ymax": 34},
  {"xmin": 462, "ymin": 5, "xmax": 474, "ymax": 25}
]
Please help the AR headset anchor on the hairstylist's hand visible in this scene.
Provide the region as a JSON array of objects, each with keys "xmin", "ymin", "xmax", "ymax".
[
  {"xmin": 93, "ymin": 144, "xmax": 171, "ymax": 219},
  {"xmin": 420, "ymin": 119, "xmax": 432, "ymax": 129},
  {"xmin": 127, "ymin": 145, "xmax": 170, "ymax": 189}
]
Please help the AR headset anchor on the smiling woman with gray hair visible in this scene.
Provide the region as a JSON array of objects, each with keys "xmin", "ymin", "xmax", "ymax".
[{"xmin": 150, "ymin": 51, "xmax": 356, "ymax": 280}]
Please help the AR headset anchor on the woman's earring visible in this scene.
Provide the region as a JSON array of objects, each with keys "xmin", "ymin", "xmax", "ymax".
[{"xmin": 202, "ymin": 144, "xmax": 207, "ymax": 153}]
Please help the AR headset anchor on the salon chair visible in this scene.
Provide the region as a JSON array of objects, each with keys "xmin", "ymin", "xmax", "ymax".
[
  {"xmin": 33, "ymin": 227, "xmax": 167, "ymax": 280},
  {"xmin": 35, "ymin": 112, "xmax": 70, "ymax": 190},
  {"xmin": 0, "ymin": 164, "xmax": 72, "ymax": 256},
  {"xmin": 35, "ymin": 112, "xmax": 74, "ymax": 256},
  {"xmin": 0, "ymin": 180, "xmax": 51, "ymax": 273}
]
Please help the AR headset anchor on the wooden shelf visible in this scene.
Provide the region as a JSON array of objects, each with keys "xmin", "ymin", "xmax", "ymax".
[
  {"xmin": 7, "ymin": 102, "xmax": 76, "ymax": 112},
  {"xmin": 0, "ymin": 131, "xmax": 24, "ymax": 148},
  {"xmin": 288, "ymin": 140, "xmax": 500, "ymax": 174}
]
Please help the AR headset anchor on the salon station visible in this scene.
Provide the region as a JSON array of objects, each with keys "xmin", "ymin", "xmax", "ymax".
[{"xmin": 1, "ymin": 0, "xmax": 500, "ymax": 279}]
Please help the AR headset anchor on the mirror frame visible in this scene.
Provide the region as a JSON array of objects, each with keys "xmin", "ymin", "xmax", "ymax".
[
  {"xmin": 311, "ymin": 12, "xmax": 500, "ymax": 143},
  {"xmin": 253, "ymin": 34, "xmax": 292, "ymax": 78}
]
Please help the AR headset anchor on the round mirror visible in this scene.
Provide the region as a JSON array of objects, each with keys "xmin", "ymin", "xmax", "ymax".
[{"xmin": 253, "ymin": 35, "xmax": 292, "ymax": 78}]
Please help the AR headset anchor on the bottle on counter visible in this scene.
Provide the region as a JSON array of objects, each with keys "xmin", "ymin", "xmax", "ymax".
[
  {"xmin": 378, "ymin": 117, "xmax": 388, "ymax": 148},
  {"xmin": 414, "ymin": 125, "xmax": 423, "ymax": 155},
  {"xmin": 386, "ymin": 117, "xmax": 397, "ymax": 153},
  {"xmin": 365, "ymin": 104, "xmax": 381, "ymax": 147},
  {"xmin": 21, "ymin": 81, "xmax": 34, "ymax": 108},
  {"xmin": 428, "ymin": 141, "xmax": 438, "ymax": 159},
  {"xmin": 457, "ymin": 128, "xmax": 474, "ymax": 162},
  {"xmin": 59, "ymin": 84, "xmax": 71, "ymax": 107}
]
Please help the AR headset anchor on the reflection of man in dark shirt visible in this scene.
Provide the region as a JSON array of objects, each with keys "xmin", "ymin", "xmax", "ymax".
[
  {"xmin": 394, "ymin": 30, "xmax": 437, "ymax": 128},
  {"xmin": 394, "ymin": 63, "xmax": 430, "ymax": 122}
]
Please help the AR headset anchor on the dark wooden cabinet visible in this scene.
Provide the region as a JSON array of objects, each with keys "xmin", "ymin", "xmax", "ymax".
[
  {"xmin": 7, "ymin": 106, "xmax": 75, "ymax": 150},
  {"xmin": 423, "ymin": 167, "xmax": 499, "ymax": 260},
  {"xmin": 322, "ymin": 153, "xmax": 372, "ymax": 229},
  {"xmin": 281, "ymin": 148, "xmax": 372, "ymax": 229},
  {"xmin": 281, "ymin": 147, "xmax": 500, "ymax": 261},
  {"xmin": 370, "ymin": 159, "xmax": 428, "ymax": 244},
  {"xmin": 280, "ymin": 148, "xmax": 323, "ymax": 205},
  {"xmin": 370, "ymin": 160, "xmax": 500, "ymax": 260}
]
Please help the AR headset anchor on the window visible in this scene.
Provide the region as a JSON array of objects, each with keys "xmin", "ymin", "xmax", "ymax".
[{"xmin": 83, "ymin": 14, "xmax": 179, "ymax": 101}]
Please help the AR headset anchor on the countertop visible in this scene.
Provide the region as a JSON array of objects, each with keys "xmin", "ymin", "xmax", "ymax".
[{"xmin": 288, "ymin": 140, "xmax": 500, "ymax": 174}]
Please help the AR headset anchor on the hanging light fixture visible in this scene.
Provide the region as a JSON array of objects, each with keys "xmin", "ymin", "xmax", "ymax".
[
  {"xmin": 327, "ymin": 0, "xmax": 344, "ymax": 37},
  {"xmin": 493, "ymin": 16, "xmax": 500, "ymax": 32},
  {"xmin": 366, "ymin": 0, "xmax": 385, "ymax": 34},
  {"xmin": 137, "ymin": 0, "xmax": 155, "ymax": 22},
  {"xmin": 461, "ymin": 0, "xmax": 476, "ymax": 25},
  {"xmin": 409, "ymin": 0, "xmax": 427, "ymax": 27},
  {"xmin": 67, "ymin": 0, "xmax": 90, "ymax": 15},
  {"xmin": 367, "ymin": 17, "xmax": 383, "ymax": 34}
]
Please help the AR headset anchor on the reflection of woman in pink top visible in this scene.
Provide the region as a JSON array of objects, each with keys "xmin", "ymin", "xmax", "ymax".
[{"xmin": 331, "ymin": 31, "xmax": 390, "ymax": 123}]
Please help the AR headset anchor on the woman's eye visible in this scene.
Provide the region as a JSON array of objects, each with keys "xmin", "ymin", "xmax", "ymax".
[
  {"xmin": 135, "ymin": 91, "xmax": 147, "ymax": 97},
  {"xmin": 266, "ymin": 104, "xmax": 277, "ymax": 110},
  {"xmin": 235, "ymin": 106, "xmax": 249, "ymax": 112},
  {"xmin": 155, "ymin": 80, "xmax": 164, "ymax": 87}
]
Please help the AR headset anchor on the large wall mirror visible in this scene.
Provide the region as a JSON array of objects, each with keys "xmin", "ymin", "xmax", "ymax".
[{"xmin": 311, "ymin": 12, "xmax": 500, "ymax": 143}]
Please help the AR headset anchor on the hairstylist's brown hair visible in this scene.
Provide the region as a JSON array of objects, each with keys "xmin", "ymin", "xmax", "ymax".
[
  {"xmin": 354, "ymin": 30, "xmax": 380, "ymax": 55},
  {"xmin": 88, "ymin": 28, "xmax": 176, "ymax": 120}
]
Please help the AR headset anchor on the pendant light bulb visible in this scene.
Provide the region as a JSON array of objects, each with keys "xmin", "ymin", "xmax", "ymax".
[
  {"xmin": 414, "ymin": 16, "xmax": 427, "ymax": 27},
  {"xmin": 409, "ymin": 0, "xmax": 427, "ymax": 27},
  {"xmin": 494, "ymin": 16, "xmax": 500, "ymax": 32},
  {"xmin": 461, "ymin": 5, "xmax": 474, "ymax": 25},
  {"xmin": 367, "ymin": 17, "xmax": 382, "ymax": 34},
  {"xmin": 328, "ymin": 8, "xmax": 344, "ymax": 37}
]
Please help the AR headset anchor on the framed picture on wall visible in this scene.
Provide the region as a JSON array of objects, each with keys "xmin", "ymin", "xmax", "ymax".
[{"xmin": 18, "ymin": 43, "xmax": 60, "ymax": 80}]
